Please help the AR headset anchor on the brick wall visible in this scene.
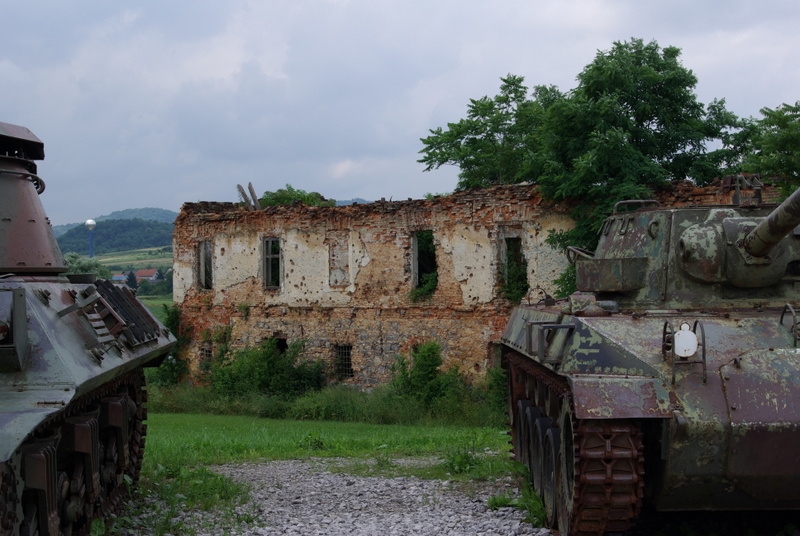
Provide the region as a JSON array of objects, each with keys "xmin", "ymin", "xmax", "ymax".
[{"xmin": 173, "ymin": 183, "xmax": 573, "ymax": 386}]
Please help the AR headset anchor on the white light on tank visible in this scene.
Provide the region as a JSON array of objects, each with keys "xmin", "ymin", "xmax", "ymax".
[{"xmin": 673, "ymin": 323, "xmax": 698, "ymax": 358}]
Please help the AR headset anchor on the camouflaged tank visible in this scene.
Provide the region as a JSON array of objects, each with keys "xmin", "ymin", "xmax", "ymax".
[
  {"xmin": 0, "ymin": 121, "xmax": 176, "ymax": 535},
  {"xmin": 501, "ymin": 182, "xmax": 800, "ymax": 535}
]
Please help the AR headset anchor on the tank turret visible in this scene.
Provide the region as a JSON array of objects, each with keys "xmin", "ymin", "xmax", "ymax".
[
  {"xmin": 501, "ymin": 181, "xmax": 800, "ymax": 535},
  {"xmin": 0, "ymin": 122, "xmax": 66, "ymax": 273},
  {"xmin": 571, "ymin": 185, "xmax": 800, "ymax": 305},
  {"xmin": 0, "ymin": 121, "xmax": 176, "ymax": 535}
]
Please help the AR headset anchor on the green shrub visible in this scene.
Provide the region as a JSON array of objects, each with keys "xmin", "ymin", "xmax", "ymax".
[
  {"xmin": 443, "ymin": 443, "xmax": 480, "ymax": 474},
  {"xmin": 410, "ymin": 271, "xmax": 438, "ymax": 302},
  {"xmin": 145, "ymin": 355, "xmax": 188, "ymax": 388},
  {"xmin": 361, "ymin": 385, "xmax": 427, "ymax": 425},
  {"xmin": 146, "ymin": 384, "xmax": 219, "ymax": 414},
  {"xmin": 288, "ymin": 384, "xmax": 436, "ymax": 425},
  {"xmin": 252, "ymin": 395, "xmax": 291, "ymax": 419},
  {"xmin": 210, "ymin": 339, "xmax": 326, "ymax": 399},
  {"xmin": 145, "ymin": 304, "xmax": 190, "ymax": 387},
  {"xmin": 289, "ymin": 384, "xmax": 367, "ymax": 421},
  {"xmin": 391, "ymin": 342, "xmax": 508, "ymax": 426},
  {"xmin": 472, "ymin": 366, "xmax": 509, "ymax": 427},
  {"xmin": 147, "ymin": 336, "xmax": 508, "ymax": 428},
  {"xmin": 392, "ymin": 341, "xmax": 445, "ymax": 406}
]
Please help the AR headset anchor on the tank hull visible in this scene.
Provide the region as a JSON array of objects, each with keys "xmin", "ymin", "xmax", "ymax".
[
  {"xmin": 502, "ymin": 302, "xmax": 800, "ymax": 533},
  {"xmin": 0, "ymin": 276, "xmax": 175, "ymax": 536},
  {"xmin": 502, "ymin": 185, "xmax": 800, "ymax": 534}
]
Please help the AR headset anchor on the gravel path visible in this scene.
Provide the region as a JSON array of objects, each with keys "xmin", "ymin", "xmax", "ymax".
[
  {"xmin": 166, "ymin": 458, "xmax": 552, "ymax": 536},
  {"xmin": 124, "ymin": 459, "xmax": 800, "ymax": 535}
]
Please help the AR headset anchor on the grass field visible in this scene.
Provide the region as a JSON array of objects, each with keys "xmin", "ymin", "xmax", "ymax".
[
  {"xmin": 94, "ymin": 247, "xmax": 173, "ymax": 271},
  {"xmin": 138, "ymin": 295, "xmax": 173, "ymax": 323},
  {"xmin": 144, "ymin": 413, "xmax": 509, "ymax": 469}
]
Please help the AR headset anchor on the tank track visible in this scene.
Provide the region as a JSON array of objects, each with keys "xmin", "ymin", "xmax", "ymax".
[
  {"xmin": 505, "ymin": 351, "xmax": 644, "ymax": 536},
  {"xmin": 1, "ymin": 368, "xmax": 148, "ymax": 536}
]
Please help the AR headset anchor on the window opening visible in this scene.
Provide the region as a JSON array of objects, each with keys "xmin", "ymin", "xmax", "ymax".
[
  {"xmin": 199, "ymin": 344, "xmax": 213, "ymax": 365},
  {"xmin": 411, "ymin": 230, "xmax": 437, "ymax": 301},
  {"xmin": 275, "ymin": 337, "xmax": 288, "ymax": 354},
  {"xmin": 264, "ymin": 238, "xmax": 281, "ymax": 288},
  {"xmin": 199, "ymin": 240, "xmax": 213, "ymax": 290},
  {"xmin": 334, "ymin": 344, "xmax": 354, "ymax": 378},
  {"xmin": 503, "ymin": 236, "xmax": 529, "ymax": 302}
]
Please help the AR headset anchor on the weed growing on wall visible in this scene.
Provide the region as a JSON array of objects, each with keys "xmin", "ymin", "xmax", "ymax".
[
  {"xmin": 502, "ymin": 256, "xmax": 529, "ymax": 303},
  {"xmin": 410, "ymin": 271, "xmax": 438, "ymax": 302}
]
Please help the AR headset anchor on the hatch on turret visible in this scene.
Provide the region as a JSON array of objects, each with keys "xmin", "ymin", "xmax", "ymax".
[{"xmin": 574, "ymin": 206, "xmax": 672, "ymax": 304}]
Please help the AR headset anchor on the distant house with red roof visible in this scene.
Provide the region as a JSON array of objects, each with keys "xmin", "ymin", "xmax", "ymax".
[{"xmin": 135, "ymin": 269, "xmax": 159, "ymax": 283}]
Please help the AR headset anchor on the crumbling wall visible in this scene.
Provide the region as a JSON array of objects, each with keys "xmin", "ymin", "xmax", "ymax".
[{"xmin": 172, "ymin": 184, "xmax": 571, "ymax": 386}]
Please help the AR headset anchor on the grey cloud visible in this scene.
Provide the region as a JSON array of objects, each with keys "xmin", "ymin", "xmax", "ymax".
[{"xmin": 1, "ymin": 0, "xmax": 798, "ymax": 224}]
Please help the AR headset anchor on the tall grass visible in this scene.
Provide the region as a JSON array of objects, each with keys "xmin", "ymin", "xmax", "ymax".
[
  {"xmin": 148, "ymin": 337, "xmax": 508, "ymax": 428},
  {"xmin": 148, "ymin": 378, "xmax": 505, "ymax": 427},
  {"xmin": 143, "ymin": 413, "xmax": 508, "ymax": 466}
]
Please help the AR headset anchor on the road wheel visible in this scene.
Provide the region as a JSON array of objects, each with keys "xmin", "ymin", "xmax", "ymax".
[
  {"xmin": 522, "ymin": 405, "xmax": 542, "ymax": 471},
  {"xmin": 514, "ymin": 399, "xmax": 532, "ymax": 463},
  {"xmin": 542, "ymin": 427, "xmax": 561, "ymax": 528},
  {"xmin": 556, "ymin": 407, "xmax": 577, "ymax": 535},
  {"xmin": 530, "ymin": 416, "xmax": 553, "ymax": 497}
]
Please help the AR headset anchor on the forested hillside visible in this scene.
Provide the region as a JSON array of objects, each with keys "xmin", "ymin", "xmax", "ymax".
[
  {"xmin": 57, "ymin": 218, "xmax": 173, "ymax": 254},
  {"xmin": 52, "ymin": 207, "xmax": 178, "ymax": 237}
]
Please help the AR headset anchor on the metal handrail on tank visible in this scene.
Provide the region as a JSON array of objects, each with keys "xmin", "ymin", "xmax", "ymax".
[
  {"xmin": 780, "ymin": 303, "xmax": 800, "ymax": 347},
  {"xmin": 0, "ymin": 167, "xmax": 45, "ymax": 193},
  {"xmin": 612, "ymin": 199, "xmax": 662, "ymax": 215}
]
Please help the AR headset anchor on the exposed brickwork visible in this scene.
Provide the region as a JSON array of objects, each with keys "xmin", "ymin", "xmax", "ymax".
[{"xmin": 173, "ymin": 184, "xmax": 573, "ymax": 386}]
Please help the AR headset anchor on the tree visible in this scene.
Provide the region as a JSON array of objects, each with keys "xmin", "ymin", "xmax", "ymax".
[
  {"xmin": 63, "ymin": 252, "xmax": 112, "ymax": 279},
  {"xmin": 126, "ymin": 270, "xmax": 138, "ymax": 289},
  {"xmin": 259, "ymin": 184, "xmax": 336, "ymax": 207},
  {"xmin": 418, "ymin": 75, "xmax": 544, "ymax": 189},
  {"xmin": 538, "ymin": 38, "xmax": 741, "ymax": 249},
  {"xmin": 744, "ymin": 102, "xmax": 800, "ymax": 192},
  {"xmin": 137, "ymin": 268, "xmax": 173, "ymax": 296},
  {"xmin": 419, "ymin": 39, "xmax": 747, "ymax": 296}
]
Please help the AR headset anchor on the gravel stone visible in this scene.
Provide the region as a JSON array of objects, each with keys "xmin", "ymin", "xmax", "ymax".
[{"xmin": 174, "ymin": 458, "xmax": 552, "ymax": 536}]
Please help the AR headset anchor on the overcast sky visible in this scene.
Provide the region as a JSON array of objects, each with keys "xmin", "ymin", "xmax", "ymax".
[{"xmin": 1, "ymin": 1, "xmax": 798, "ymax": 225}]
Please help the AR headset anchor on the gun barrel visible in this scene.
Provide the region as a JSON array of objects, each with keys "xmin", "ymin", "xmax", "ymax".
[{"xmin": 743, "ymin": 187, "xmax": 800, "ymax": 257}]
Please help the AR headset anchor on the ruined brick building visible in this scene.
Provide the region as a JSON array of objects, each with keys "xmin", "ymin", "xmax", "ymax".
[
  {"xmin": 172, "ymin": 183, "xmax": 573, "ymax": 386},
  {"xmin": 172, "ymin": 179, "xmax": 767, "ymax": 387}
]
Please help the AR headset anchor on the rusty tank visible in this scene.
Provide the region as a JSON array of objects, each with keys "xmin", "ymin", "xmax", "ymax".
[
  {"xmin": 501, "ymin": 181, "xmax": 800, "ymax": 535},
  {"xmin": 0, "ymin": 121, "xmax": 176, "ymax": 535}
]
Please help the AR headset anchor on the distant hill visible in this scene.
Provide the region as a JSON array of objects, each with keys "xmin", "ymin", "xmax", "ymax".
[
  {"xmin": 52, "ymin": 208, "xmax": 178, "ymax": 237},
  {"xmin": 336, "ymin": 198, "xmax": 371, "ymax": 206},
  {"xmin": 57, "ymin": 218, "xmax": 174, "ymax": 255}
]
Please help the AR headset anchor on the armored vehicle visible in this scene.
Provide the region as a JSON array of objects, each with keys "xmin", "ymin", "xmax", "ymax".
[
  {"xmin": 501, "ymin": 182, "xmax": 800, "ymax": 535},
  {"xmin": 0, "ymin": 121, "xmax": 176, "ymax": 535}
]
